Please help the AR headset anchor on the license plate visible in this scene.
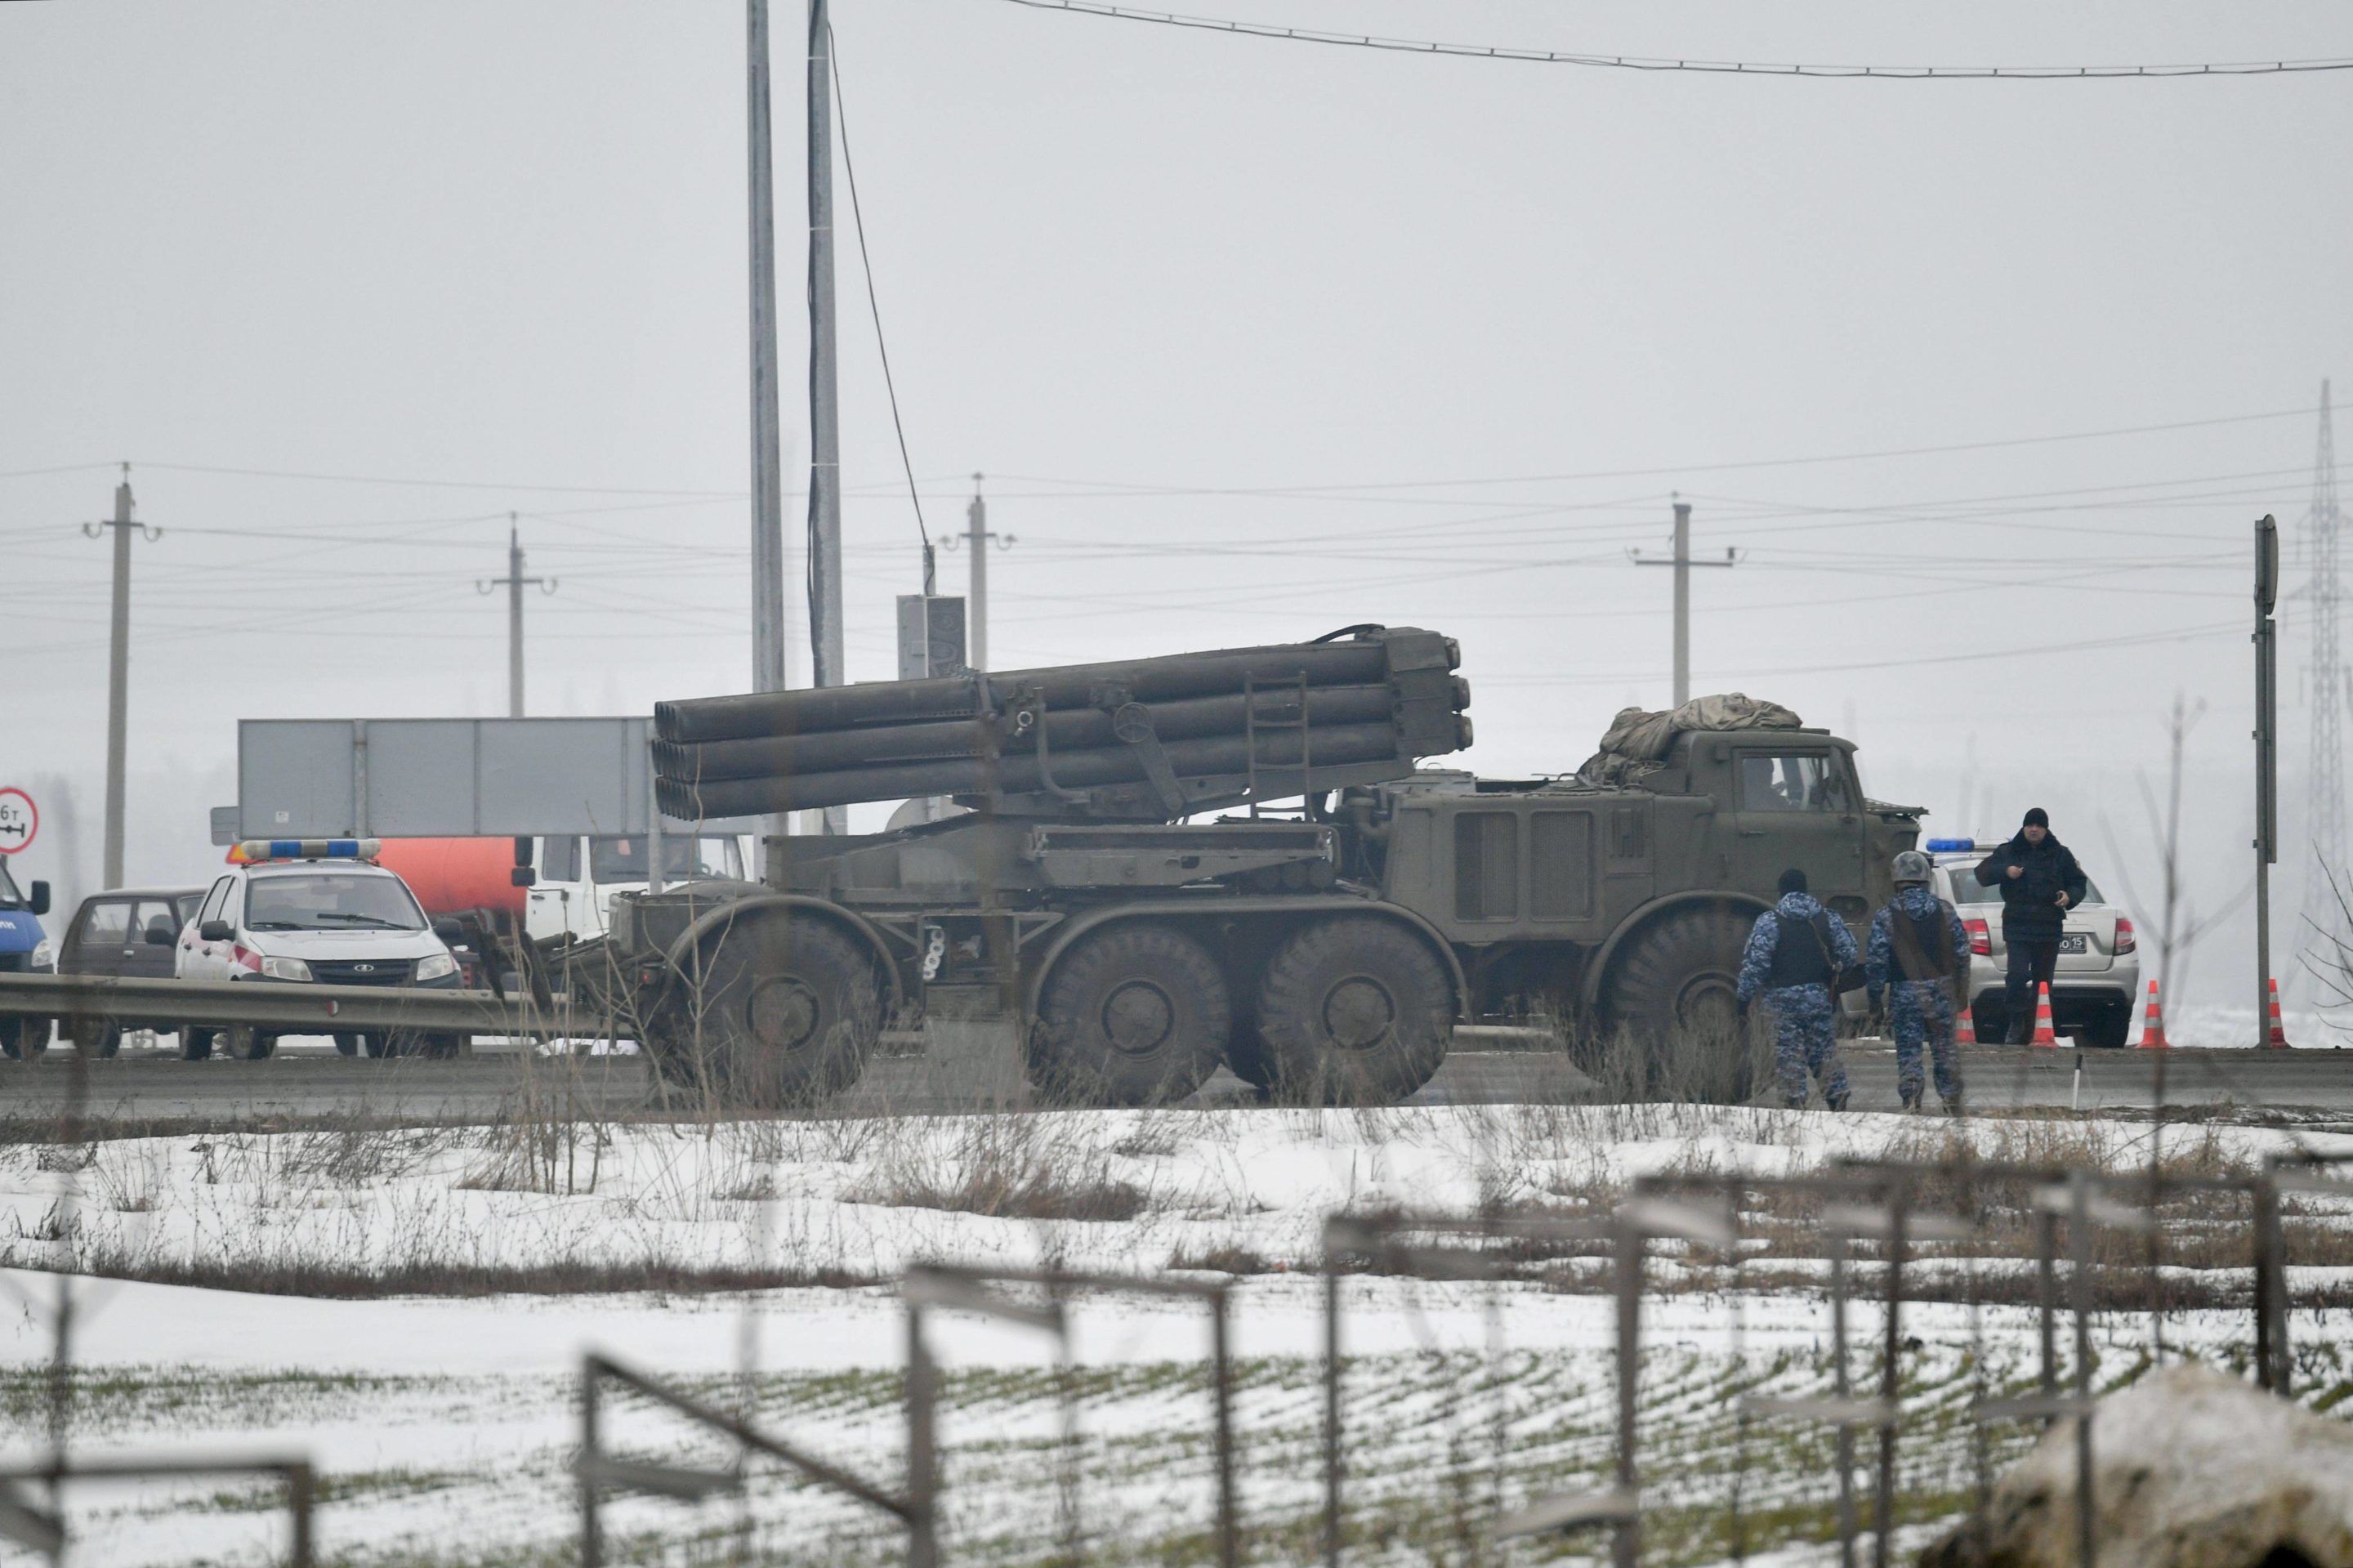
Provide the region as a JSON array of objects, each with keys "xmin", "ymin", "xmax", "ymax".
[{"xmin": 2058, "ymin": 934, "xmax": 2087, "ymax": 954}]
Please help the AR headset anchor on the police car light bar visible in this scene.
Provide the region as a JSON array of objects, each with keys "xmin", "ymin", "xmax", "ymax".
[
  {"xmin": 230, "ymin": 838, "xmax": 382, "ymax": 864},
  {"xmin": 1925, "ymin": 838, "xmax": 1975, "ymax": 853}
]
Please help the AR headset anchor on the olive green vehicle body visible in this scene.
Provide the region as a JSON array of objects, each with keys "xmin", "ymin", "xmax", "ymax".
[{"xmin": 611, "ymin": 725, "xmax": 1920, "ymax": 1105}]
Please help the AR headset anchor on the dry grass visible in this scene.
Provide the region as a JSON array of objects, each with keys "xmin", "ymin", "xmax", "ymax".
[{"xmin": 846, "ymin": 1115, "xmax": 1154, "ymax": 1222}]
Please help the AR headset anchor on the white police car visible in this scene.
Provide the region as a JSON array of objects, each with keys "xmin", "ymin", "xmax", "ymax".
[
  {"xmin": 174, "ymin": 839, "xmax": 467, "ymax": 1061},
  {"xmin": 1923, "ymin": 837, "xmax": 2141, "ymax": 1048}
]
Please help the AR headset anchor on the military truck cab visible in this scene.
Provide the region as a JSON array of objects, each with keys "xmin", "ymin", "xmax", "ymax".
[{"xmin": 1358, "ymin": 728, "xmax": 1916, "ymax": 1051}]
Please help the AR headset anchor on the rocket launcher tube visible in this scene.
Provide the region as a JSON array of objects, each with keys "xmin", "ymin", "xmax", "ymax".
[
  {"xmin": 651, "ymin": 629, "xmax": 1455, "ymax": 744},
  {"xmin": 657, "ymin": 721, "xmax": 1427, "ymax": 821},
  {"xmin": 652, "ymin": 682, "xmax": 1425, "ymax": 784}
]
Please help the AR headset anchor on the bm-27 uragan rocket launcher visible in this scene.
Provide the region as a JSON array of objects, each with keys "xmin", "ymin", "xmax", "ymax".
[{"xmin": 603, "ymin": 625, "xmax": 1918, "ymax": 1107}]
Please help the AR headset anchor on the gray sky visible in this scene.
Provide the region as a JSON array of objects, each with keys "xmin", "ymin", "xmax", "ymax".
[{"xmin": 4, "ymin": 1, "xmax": 2351, "ymax": 1003}]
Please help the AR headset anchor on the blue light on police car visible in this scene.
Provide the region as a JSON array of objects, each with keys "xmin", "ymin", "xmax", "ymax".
[{"xmin": 1925, "ymin": 838, "xmax": 1975, "ymax": 853}]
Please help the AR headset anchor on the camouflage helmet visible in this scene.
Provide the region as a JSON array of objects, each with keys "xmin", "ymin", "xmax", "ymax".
[{"xmin": 1892, "ymin": 850, "xmax": 1932, "ymax": 885}]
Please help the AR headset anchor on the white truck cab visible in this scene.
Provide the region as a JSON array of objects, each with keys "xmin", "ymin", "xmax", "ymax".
[{"xmin": 523, "ymin": 833, "xmax": 753, "ymax": 943}]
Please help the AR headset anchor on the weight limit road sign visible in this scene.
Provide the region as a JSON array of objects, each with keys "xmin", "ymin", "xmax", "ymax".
[{"xmin": 0, "ymin": 788, "xmax": 34, "ymax": 856}]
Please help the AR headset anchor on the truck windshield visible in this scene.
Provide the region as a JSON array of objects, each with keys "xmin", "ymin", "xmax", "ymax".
[
  {"xmin": 245, "ymin": 873, "xmax": 426, "ymax": 931},
  {"xmin": 0, "ymin": 862, "xmax": 21, "ymax": 909},
  {"xmin": 589, "ymin": 836, "xmax": 738, "ymax": 883}
]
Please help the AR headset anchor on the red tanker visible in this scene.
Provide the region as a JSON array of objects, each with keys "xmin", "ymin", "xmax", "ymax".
[{"xmin": 371, "ymin": 838, "xmax": 528, "ymax": 918}]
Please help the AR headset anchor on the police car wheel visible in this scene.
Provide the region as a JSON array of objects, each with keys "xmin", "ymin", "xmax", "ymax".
[
  {"xmin": 1252, "ymin": 917, "xmax": 1451, "ymax": 1106},
  {"xmin": 1033, "ymin": 922, "xmax": 1230, "ymax": 1107}
]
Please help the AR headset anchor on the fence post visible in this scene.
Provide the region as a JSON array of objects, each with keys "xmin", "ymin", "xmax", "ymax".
[
  {"xmin": 1212, "ymin": 1287, "xmax": 1239, "ymax": 1568},
  {"xmin": 1612, "ymin": 1216, "xmax": 1642, "ymax": 1568},
  {"xmin": 2253, "ymin": 1177, "xmax": 2288, "ymax": 1396},
  {"xmin": 1323, "ymin": 1253, "xmax": 1343, "ymax": 1568},
  {"xmin": 579, "ymin": 1360, "xmax": 603, "ymax": 1568},
  {"xmin": 907, "ymin": 1307, "xmax": 940, "ymax": 1568},
  {"xmin": 1872, "ymin": 1195, "xmax": 1906, "ymax": 1568}
]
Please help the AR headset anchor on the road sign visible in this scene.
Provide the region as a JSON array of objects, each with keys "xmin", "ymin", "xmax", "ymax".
[{"xmin": 0, "ymin": 788, "xmax": 34, "ymax": 856}]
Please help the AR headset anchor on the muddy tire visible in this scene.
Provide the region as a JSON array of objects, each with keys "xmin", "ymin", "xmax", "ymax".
[
  {"xmin": 668, "ymin": 912, "xmax": 878, "ymax": 1106},
  {"xmin": 181, "ymin": 1025, "xmax": 214, "ymax": 1061},
  {"xmin": 1599, "ymin": 905, "xmax": 1758, "ymax": 1103},
  {"xmin": 221, "ymin": 1024, "xmax": 275, "ymax": 1061},
  {"xmin": 1251, "ymin": 917, "xmax": 1451, "ymax": 1106},
  {"xmin": 1031, "ymin": 924, "xmax": 1230, "ymax": 1106}
]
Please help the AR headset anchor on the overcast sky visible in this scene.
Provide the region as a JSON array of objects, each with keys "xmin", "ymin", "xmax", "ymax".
[{"xmin": 5, "ymin": 1, "xmax": 2351, "ymax": 1005}]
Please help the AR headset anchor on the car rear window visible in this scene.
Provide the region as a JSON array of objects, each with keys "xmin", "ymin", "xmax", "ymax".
[
  {"xmin": 245, "ymin": 873, "xmax": 426, "ymax": 932},
  {"xmin": 1945, "ymin": 864, "xmax": 2105, "ymax": 906}
]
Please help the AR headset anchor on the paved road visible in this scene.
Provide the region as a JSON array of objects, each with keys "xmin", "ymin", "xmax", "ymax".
[{"xmin": 5, "ymin": 1034, "xmax": 2350, "ymax": 1125}]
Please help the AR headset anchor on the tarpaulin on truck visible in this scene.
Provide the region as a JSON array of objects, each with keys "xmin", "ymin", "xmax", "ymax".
[{"xmin": 1576, "ymin": 693, "xmax": 1804, "ymax": 786}]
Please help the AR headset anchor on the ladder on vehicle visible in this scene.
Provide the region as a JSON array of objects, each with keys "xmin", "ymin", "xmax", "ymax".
[{"xmin": 1243, "ymin": 672, "xmax": 1312, "ymax": 818}]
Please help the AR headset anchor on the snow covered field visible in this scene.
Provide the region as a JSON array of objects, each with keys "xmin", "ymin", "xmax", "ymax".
[{"xmin": 4, "ymin": 1104, "xmax": 2349, "ymax": 1566}]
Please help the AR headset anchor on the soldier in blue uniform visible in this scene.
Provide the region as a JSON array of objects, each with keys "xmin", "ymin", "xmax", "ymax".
[
  {"xmin": 1736, "ymin": 867, "xmax": 1859, "ymax": 1110},
  {"xmin": 1866, "ymin": 850, "xmax": 1970, "ymax": 1115}
]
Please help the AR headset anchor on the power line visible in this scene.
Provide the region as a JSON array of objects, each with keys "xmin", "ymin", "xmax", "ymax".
[
  {"xmin": 994, "ymin": 0, "xmax": 2353, "ymax": 78},
  {"xmin": 985, "ymin": 407, "xmax": 2343, "ymax": 498},
  {"xmin": 830, "ymin": 26, "xmax": 935, "ymax": 587},
  {"xmin": 130, "ymin": 460, "xmax": 739, "ymax": 498}
]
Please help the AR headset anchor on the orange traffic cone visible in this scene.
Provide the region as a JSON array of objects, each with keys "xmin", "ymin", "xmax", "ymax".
[
  {"xmin": 2266, "ymin": 976, "xmax": 2291, "ymax": 1049},
  {"xmin": 2030, "ymin": 981, "xmax": 2059, "ymax": 1048},
  {"xmin": 1954, "ymin": 1001, "xmax": 1978, "ymax": 1047},
  {"xmin": 2136, "ymin": 980, "xmax": 2169, "ymax": 1050}
]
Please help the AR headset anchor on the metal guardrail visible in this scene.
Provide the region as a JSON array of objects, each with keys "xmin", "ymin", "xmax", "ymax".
[{"xmin": 0, "ymin": 972, "xmax": 556, "ymax": 1036}]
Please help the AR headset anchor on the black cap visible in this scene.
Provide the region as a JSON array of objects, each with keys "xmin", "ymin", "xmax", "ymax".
[
  {"xmin": 2023, "ymin": 807, "xmax": 2049, "ymax": 829},
  {"xmin": 1777, "ymin": 867, "xmax": 1808, "ymax": 896}
]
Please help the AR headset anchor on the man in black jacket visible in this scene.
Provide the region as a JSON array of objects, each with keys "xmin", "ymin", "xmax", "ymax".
[{"xmin": 1974, "ymin": 807, "xmax": 2089, "ymax": 1044}]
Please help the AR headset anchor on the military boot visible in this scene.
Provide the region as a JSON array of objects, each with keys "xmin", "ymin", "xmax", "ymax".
[
  {"xmin": 1784, "ymin": 1095, "xmax": 1808, "ymax": 1110},
  {"xmin": 1900, "ymin": 1090, "xmax": 1922, "ymax": 1113},
  {"xmin": 1942, "ymin": 1095, "xmax": 1966, "ymax": 1118},
  {"xmin": 1827, "ymin": 1090, "xmax": 1852, "ymax": 1112}
]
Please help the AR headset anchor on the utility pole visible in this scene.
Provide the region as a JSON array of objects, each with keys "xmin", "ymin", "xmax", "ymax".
[
  {"xmin": 747, "ymin": 0, "xmax": 788, "ymax": 704},
  {"xmin": 1632, "ymin": 495, "xmax": 1737, "ymax": 707},
  {"xmin": 2296, "ymin": 381, "xmax": 2344, "ymax": 988},
  {"xmin": 806, "ymin": 0, "xmax": 842, "ymax": 700},
  {"xmin": 2255, "ymin": 513, "xmax": 2280, "ymax": 1046},
  {"xmin": 805, "ymin": 0, "xmax": 844, "ymax": 833},
  {"xmin": 82, "ymin": 467, "xmax": 155, "ymax": 890},
  {"xmin": 477, "ymin": 515, "xmax": 555, "ymax": 718},
  {"xmin": 944, "ymin": 473, "xmax": 1015, "ymax": 672}
]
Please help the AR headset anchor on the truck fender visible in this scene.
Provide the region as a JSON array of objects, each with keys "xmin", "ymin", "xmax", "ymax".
[
  {"xmin": 1578, "ymin": 890, "xmax": 1772, "ymax": 1016},
  {"xmin": 1023, "ymin": 896, "xmax": 1472, "ymax": 1023},
  {"xmin": 659, "ymin": 892, "xmax": 905, "ymax": 1010}
]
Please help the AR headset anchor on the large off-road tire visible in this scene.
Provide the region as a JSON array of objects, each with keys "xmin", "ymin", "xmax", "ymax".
[
  {"xmin": 1599, "ymin": 905, "xmax": 1759, "ymax": 1104},
  {"xmin": 666, "ymin": 912, "xmax": 879, "ymax": 1106},
  {"xmin": 1031, "ymin": 924, "xmax": 1230, "ymax": 1106},
  {"xmin": 181, "ymin": 1025, "xmax": 214, "ymax": 1061},
  {"xmin": 1251, "ymin": 917, "xmax": 1452, "ymax": 1106},
  {"xmin": 68, "ymin": 1018, "xmax": 123, "ymax": 1058},
  {"xmin": 1, "ymin": 1017, "xmax": 51, "ymax": 1061}
]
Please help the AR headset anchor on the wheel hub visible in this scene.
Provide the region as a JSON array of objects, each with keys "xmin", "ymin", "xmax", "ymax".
[
  {"xmin": 1676, "ymin": 972, "xmax": 1740, "ymax": 1037},
  {"xmin": 1101, "ymin": 981, "xmax": 1176, "ymax": 1057},
  {"xmin": 1323, "ymin": 976, "xmax": 1396, "ymax": 1050},
  {"xmin": 746, "ymin": 976, "xmax": 821, "ymax": 1053}
]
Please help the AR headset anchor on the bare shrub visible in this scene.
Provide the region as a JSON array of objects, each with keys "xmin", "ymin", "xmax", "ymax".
[{"xmin": 847, "ymin": 1115, "xmax": 1152, "ymax": 1222}]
